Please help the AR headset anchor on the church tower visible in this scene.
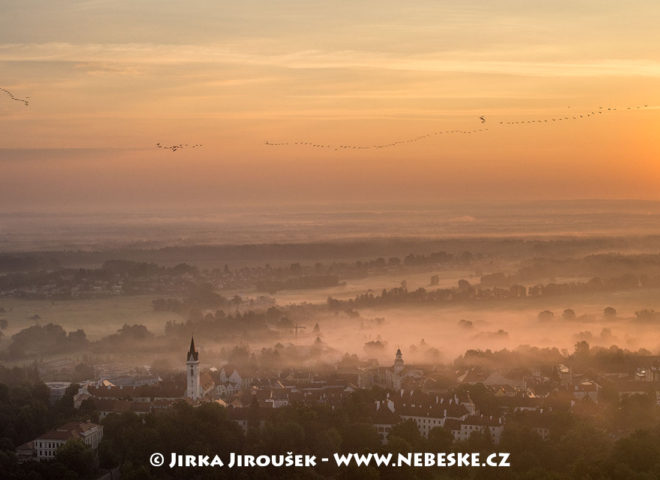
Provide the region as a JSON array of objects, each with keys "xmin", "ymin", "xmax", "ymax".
[
  {"xmin": 393, "ymin": 348, "xmax": 404, "ymax": 374},
  {"xmin": 186, "ymin": 337, "xmax": 201, "ymax": 400}
]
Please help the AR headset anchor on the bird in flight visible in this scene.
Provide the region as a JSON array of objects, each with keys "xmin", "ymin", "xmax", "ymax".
[
  {"xmin": 0, "ymin": 87, "xmax": 29, "ymax": 106},
  {"xmin": 479, "ymin": 116, "xmax": 486, "ymax": 124}
]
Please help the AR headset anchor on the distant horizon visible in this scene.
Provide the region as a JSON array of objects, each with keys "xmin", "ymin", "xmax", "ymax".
[
  {"xmin": 4, "ymin": 198, "xmax": 660, "ymax": 252},
  {"xmin": 5, "ymin": 196, "xmax": 660, "ymax": 215}
]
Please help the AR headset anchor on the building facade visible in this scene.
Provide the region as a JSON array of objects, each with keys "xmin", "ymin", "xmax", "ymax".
[{"xmin": 31, "ymin": 422, "xmax": 103, "ymax": 462}]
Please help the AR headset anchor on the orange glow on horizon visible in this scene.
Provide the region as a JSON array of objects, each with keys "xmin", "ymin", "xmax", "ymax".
[{"xmin": 0, "ymin": 2, "xmax": 659, "ymax": 209}]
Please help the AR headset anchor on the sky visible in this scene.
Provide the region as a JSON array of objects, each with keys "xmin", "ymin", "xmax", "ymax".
[{"xmin": 1, "ymin": 1, "xmax": 659, "ymax": 211}]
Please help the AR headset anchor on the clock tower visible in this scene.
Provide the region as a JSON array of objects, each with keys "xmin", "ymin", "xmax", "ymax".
[{"xmin": 186, "ymin": 337, "xmax": 201, "ymax": 400}]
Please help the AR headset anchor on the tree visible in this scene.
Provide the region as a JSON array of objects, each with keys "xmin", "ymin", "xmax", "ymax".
[
  {"xmin": 54, "ymin": 383, "xmax": 79, "ymax": 419},
  {"xmin": 574, "ymin": 341, "xmax": 590, "ymax": 357},
  {"xmin": 388, "ymin": 420, "xmax": 423, "ymax": 449},
  {"xmin": 340, "ymin": 423, "xmax": 380, "ymax": 453},
  {"xmin": 603, "ymin": 306, "xmax": 617, "ymax": 319},
  {"xmin": 538, "ymin": 311, "xmax": 555, "ymax": 322},
  {"xmin": 427, "ymin": 426, "xmax": 453, "ymax": 451},
  {"xmin": 55, "ymin": 438, "xmax": 96, "ymax": 477}
]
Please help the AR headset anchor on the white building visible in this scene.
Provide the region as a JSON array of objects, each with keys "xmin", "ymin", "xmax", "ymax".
[
  {"xmin": 445, "ymin": 415, "xmax": 504, "ymax": 444},
  {"xmin": 32, "ymin": 422, "xmax": 103, "ymax": 461}
]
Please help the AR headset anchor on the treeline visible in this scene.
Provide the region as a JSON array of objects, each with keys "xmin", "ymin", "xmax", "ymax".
[
  {"xmin": 205, "ymin": 250, "xmax": 477, "ymax": 293},
  {"xmin": 163, "ymin": 306, "xmax": 294, "ymax": 342},
  {"xmin": 6, "ymin": 324, "xmax": 88, "ymax": 358},
  {"xmin": 328, "ymin": 275, "xmax": 660, "ymax": 309},
  {"xmin": 1, "ymin": 249, "xmax": 475, "ymax": 300},
  {"xmin": 1, "ymin": 323, "xmax": 157, "ymax": 359},
  {"xmin": 483, "ymin": 252, "xmax": 660, "ymax": 286},
  {"xmin": 9, "ymin": 235, "xmax": 660, "ymax": 268},
  {"xmin": 0, "ymin": 260, "xmax": 200, "ymax": 299},
  {"xmin": 152, "ymin": 283, "xmax": 242, "ymax": 313},
  {"xmin": 455, "ymin": 343, "xmax": 659, "ymax": 379},
  {"xmin": 2, "ymin": 304, "xmax": 306, "ymax": 360},
  {"xmin": 454, "ymin": 345, "xmax": 566, "ymax": 372}
]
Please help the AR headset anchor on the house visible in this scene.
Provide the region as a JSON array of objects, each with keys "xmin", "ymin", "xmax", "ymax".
[
  {"xmin": 556, "ymin": 364, "xmax": 572, "ymax": 386},
  {"xmin": 614, "ymin": 380, "xmax": 653, "ymax": 400},
  {"xmin": 573, "ymin": 381, "xmax": 600, "ymax": 403},
  {"xmin": 30, "ymin": 422, "xmax": 103, "ymax": 462},
  {"xmin": 455, "ymin": 415, "xmax": 504, "ymax": 444}
]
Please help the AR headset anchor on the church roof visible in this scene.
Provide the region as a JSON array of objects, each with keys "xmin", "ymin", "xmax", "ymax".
[{"xmin": 187, "ymin": 337, "xmax": 199, "ymax": 362}]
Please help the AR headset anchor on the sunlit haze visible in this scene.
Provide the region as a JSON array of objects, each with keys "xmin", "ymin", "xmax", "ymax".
[{"xmin": 1, "ymin": 1, "xmax": 659, "ymax": 210}]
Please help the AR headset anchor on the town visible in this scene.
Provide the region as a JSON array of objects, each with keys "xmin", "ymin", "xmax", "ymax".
[{"xmin": 8, "ymin": 333, "xmax": 659, "ymax": 477}]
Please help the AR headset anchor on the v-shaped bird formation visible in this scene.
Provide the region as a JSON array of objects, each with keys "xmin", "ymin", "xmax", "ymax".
[{"xmin": 264, "ymin": 104, "xmax": 653, "ymax": 151}]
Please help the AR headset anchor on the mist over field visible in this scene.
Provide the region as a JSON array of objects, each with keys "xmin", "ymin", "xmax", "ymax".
[
  {"xmin": 4, "ymin": 200, "xmax": 660, "ymax": 252},
  {"xmin": 3, "ymin": 200, "xmax": 660, "ymax": 372}
]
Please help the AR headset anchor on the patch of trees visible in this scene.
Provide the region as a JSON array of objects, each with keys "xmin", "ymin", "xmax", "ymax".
[
  {"xmin": 6, "ymin": 324, "xmax": 87, "ymax": 358},
  {"xmin": 101, "ymin": 260, "xmax": 198, "ymax": 277},
  {"xmin": 93, "ymin": 324, "xmax": 154, "ymax": 353},
  {"xmin": 511, "ymin": 252, "xmax": 660, "ymax": 284},
  {"xmin": 153, "ymin": 283, "xmax": 242, "ymax": 313},
  {"xmin": 328, "ymin": 274, "xmax": 659, "ymax": 310},
  {"xmin": 454, "ymin": 346, "xmax": 566, "ymax": 372},
  {"xmin": 570, "ymin": 341, "xmax": 655, "ymax": 373},
  {"xmin": 0, "ymin": 260, "xmax": 200, "ymax": 299},
  {"xmin": 0, "ymin": 366, "xmax": 82, "ymax": 449},
  {"xmin": 164, "ymin": 308, "xmax": 275, "ymax": 342},
  {"xmin": 2, "ymin": 322, "xmax": 161, "ymax": 359}
]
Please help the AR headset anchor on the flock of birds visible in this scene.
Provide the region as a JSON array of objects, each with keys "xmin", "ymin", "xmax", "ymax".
[
  {"xmin": 155, "ymin": 142, "xmax": 203, "ymax": 152},
  {"xmin": 1, "ymin": 87, "xmax": 652, "ymax": 153},
  {"xmin": 265, "ymin": 128, "xmax": 491, "ymax": 150},
  {"xmin": 2, "ymin": 87, "xmax": 206, "ymax": 152},
  {"xmin": 1, "ymin": 87, "xmax": 29, "ymax": 106},
  {"xmin": 264, "ymin": 104, "xmax": 652, "ymax": 151}
]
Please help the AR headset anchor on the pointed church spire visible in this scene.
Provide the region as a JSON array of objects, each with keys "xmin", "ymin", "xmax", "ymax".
[
  {"xmin": 186, "ymin": 338, "xmax": 201, "ymax": 400},
  {"xmin": 187, "ymin": 336, "xmax": 199, "ymax": 362}
]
